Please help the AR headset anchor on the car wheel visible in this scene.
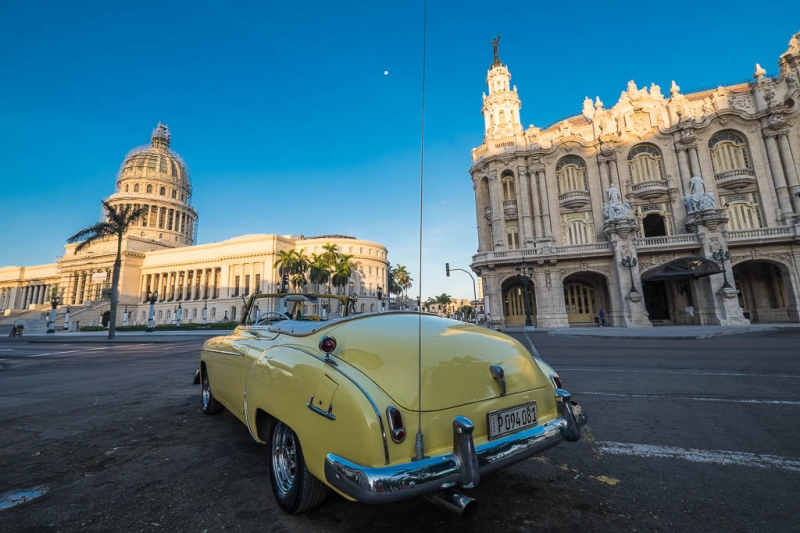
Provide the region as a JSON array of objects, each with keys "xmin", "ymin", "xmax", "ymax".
[
  {"xmin": 201, "ymin": 370, "xmax": 224, "ymax": 415},
  {"xmin": 268, "ymin": 420, "xmax": 328, "ymax": 513}
]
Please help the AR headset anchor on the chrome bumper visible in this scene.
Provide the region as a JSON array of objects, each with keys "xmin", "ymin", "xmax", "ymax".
[{"xmin": 324, "ymin": 390, "xmax": 587, "ymax": 504}]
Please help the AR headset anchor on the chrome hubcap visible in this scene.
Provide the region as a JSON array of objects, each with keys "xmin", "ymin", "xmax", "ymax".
[{"xmin": 272, "ymin": 423, "xmax": 297, "ymax": 496}]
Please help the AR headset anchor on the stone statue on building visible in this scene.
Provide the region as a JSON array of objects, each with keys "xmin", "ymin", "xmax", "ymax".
[
  {"xmin": 602, "ymin": 183, "xmax": 632, "ymax": 221},
  {"xmin": 489, "ymin": 34, "xmax": 501, "ymax": 62},
  {"xmin": 684, "ymin": 175, "xmax": 717, "ymax": 213}
]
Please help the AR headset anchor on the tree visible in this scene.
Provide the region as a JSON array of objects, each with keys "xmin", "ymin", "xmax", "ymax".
[
  {"xmin": 320, "ymin": 243, "xmax": 340, "ymax": 294},
  {"xmin": 308, "ymin": 253, "xmax": 330, "ymax": 293},
  {"xmin": 331, "ymin": 254, "xmax": 356, "ymax": 295},
  {"xmin": 435, "ymin": 293, "xmax": 453, "ymax": 316},
  {"xmin": 460, "ymin": 304, "xmax": 475, "ymax": 322},
  {"xmin": 66, "ymin": 201, "xmax": 148, "ymax": 339}
]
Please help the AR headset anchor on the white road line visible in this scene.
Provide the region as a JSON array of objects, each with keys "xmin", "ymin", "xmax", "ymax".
[
  {"xmin": 579, "ymin": 391, "xmax": 800, "ymax": 405},
  {"xmin": 597, "ymin": 441, "xmax": 800, "ymax": 473},
  {"xmin": 558, "ymin": 367, "xmax": 800, "ymax": 379}
]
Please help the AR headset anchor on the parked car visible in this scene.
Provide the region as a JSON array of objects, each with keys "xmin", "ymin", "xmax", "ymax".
[{"xmin": 195, "ymin": 292, "xmax": 587, "ymax": 517}]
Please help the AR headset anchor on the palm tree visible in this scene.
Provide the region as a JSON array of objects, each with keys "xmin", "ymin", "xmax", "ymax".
[
  {"xmin": 308, "ymin": 253, "xmax": 330, "ymax": 293},
  {"xmin": 274, "ymin": 250, "xmax": 297, "ymax": 291},
  {"xmin": 66, "ymin": 201, "xmax": 148, "ymax": 339},
  {"xmin": 294, "ymin": 249, "xmax": 310, "ymax": 292},
  {"xmin": 393, "ymin": 264, "xmax": 413, "ymax": 308},
  {"xmin": 436, "ymin": 293, "xmax": 453, "ymax": 316},
  {"xmin": 331, "ymin": 254, "xmax": 356, "ymax": 295},
  {"xmin": 320, "ymin": 243, "xmax": 340, "ymax": 294}
]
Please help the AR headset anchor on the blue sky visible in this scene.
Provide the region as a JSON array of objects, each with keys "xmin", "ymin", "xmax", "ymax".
[{"xmin": 1, "ymin": 1, "xmax": 798, "ymax": 301}]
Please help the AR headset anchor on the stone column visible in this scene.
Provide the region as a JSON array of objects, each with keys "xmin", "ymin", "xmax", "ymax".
[
  {"xmin": 537, "ymin": 170, "xmax": 554, "ymax": 240},
  {"xmin": 472, "ymin": 183, "xmax": 487, "ymax": 252},
  {"xmin": 763, "ymin": 132, "xmax": 793, "ymax": 218},
  {"xmin": 210, "ymin": 269, "xmax": 218, "ymax": 299},
  {"xmin": 533, "ymin": 268, "xmax": 569, "ymax": 328},
  {"xmin": 777, "ymin": 133, "xmax": 800, "ymax": 212},
  {"xmin": 675, "ymin": 148, "xmax": 692, "ymax": 194},
  {"xmin": 688, "ymin": 147, "xmax": 703, "ymax": 178},
  {"xmin": 597, "ymin": 159, "xmax": 610, "ymax": 195},
  {"xmin": 518, "ymin": 169, "xmax": 535, "ymax": 246},
  {"xmin": 481, "ymin": 270, "xmax": 505, "ymax": 329},
  {"xmin": 686, "ymin": 209, "xmax": 749, "ymax": 326},
  {"xmin": 181, "ymin": 271, "xmax": 189, "ymax": 301},
  {"xmin": 605, "ymin": 218, "xmax": 652, "ymax": 328},
  {"xmin": 530, "ymin": 169, "xmax": 544, "ymax": 239},
  {"xmin": 488, "ymin": 172, "xmax": 505, "ymax": 250},
  {"xmin": 608, "ymin": 159, "xmax": 623, "ymax": 195}
]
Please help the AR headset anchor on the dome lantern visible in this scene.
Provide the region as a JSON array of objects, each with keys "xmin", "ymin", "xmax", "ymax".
[{"xmin": 151, "ymin": 123, "xmax": 171, "ymax": 150}]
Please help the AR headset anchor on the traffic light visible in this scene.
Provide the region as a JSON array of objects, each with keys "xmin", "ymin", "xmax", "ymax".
[
  {"xmin": 445, "ymin": 263, "xmax": 450, "ymax": 277},
  {"xmin": 281, "ymin": 273, "xmax": 289, "ymax": 293}
]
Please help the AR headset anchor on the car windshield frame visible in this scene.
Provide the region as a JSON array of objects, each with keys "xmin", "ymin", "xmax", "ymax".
[{"xmin": 240, "ymin": 293, "xmax": 356, "ymax": 326}]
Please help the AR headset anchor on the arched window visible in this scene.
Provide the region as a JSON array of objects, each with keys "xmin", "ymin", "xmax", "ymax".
[
  {"xmin": 157, "ymin": 310, "xmax": 162, "ymax": 319},
  {"xmin": 146, "ymin": 184, "xmax": 153, "ymax": 194},
  {"xmin": 171, "ymin": 190, "xmax": 177, "ymax": 199},
  {"xmin": 642, "ymin": 213, "xmax": 667, "ymax": 237},
  {"xmin": 211, "ymin": 307, "xmax": 216, "ymax": 318},
  {"xmin": 627, "ymin": 144, "xmax": 664, "ymax": 184},
  {"xmin": 230, "ymin": 307, "xmax": 237, "ymax": 321},
  {"xmin": 147, "ymin": 155, "xmax": 157, "ymax": 169},
  {"xmin": 499, "ymin": 110, "xmax": 505, "ymax": 125},
  {"xmin": 192, "ymin": 308, "xmax": 197, "ymax": 318},
  {"xmin": 159, "ymin": 186, "xmax": 166, "ymax": 196},
  {"xmin": 723, "ymin": 193, "xmax": 763, "ymax": 230},
  {"xmin": 125, "ymin": 184, "xmax": 129, "ymax": 192},
  {"xmin": 159, "ymin": 157, "xmax": 167, "ymax": 173},
  {"xmin": 501, "ymin": 175, "xmax": 516, "ymax": 201},
  {"xmin": 561, "ymin": 212, "xmax": 595, "ymax": 245},
  {"xmin": 709, "ymin": 131, "xmax": 752, "ymax": 174},
  {"xmin": 506, "ymin": 225, "xmax": 520, "ymax": 250},
  {"xmin": 134, "ymin": 184, "xmax": 140, "ymax": 193},
  {"xmin": 555, "ymin": 156, "xmax": 588, "ymax": 193}
]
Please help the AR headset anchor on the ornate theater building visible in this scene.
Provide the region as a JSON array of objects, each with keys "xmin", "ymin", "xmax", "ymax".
[
  {"xmin": 0, "ymin": 125, "xmax": 389, "ymax": 329},
  {"xmin": 471, "ymin": 32, "xmax": 800, "ymax": 328}
]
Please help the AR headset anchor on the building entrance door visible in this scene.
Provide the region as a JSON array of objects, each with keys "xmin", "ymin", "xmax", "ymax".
[
  {"xmin": 643, "ymin": 280, "xmax": 670, "ymax": 321},
  {"xmin": 502, "ymin": 282, "xmax": 535, "ymax": 326},
  {"xmin": 563, "ymin": 282, "xmax": 597, "ymax": 323}
]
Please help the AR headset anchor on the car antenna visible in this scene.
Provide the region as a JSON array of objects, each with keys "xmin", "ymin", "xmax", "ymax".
[{"xmin": 413, "ymin": 0, "xmax": 428, "ymax": 462}]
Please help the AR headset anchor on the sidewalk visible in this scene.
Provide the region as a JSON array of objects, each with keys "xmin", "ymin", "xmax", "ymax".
[
  {"xmin": 0, "ymin": 329, "xmax": 231, "ymax": 344},
  {"xmin": 534, "ymin": 323, "xmax": 800, "ymax": 340}
]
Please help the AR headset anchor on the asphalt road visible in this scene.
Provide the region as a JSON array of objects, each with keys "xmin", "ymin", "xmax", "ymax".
[{"xmin": 0, "ymin": 331, "xmax": 798, "ymax": 532}]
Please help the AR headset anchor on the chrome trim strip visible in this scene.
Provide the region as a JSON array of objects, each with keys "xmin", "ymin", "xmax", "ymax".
[
  {"xmin": 324, "ymin": 400, "xmax": 587, "ymax": 504},
  {"xmin": 203, "ymin": 349, "xmax": 242, "ymax": 357}
]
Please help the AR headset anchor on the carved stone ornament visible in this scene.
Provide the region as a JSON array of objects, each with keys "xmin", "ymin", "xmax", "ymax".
[
  {"xmin": 603, "ymin": 183, "xmax": 632, "ymax": 221},
  {"xmin": 603, "ymin": 217, "xmax": 639, "ymax": 240},
  {"xmin": 684, "ymin": 209, "xmax": 729, "ymax": 233},
  {"xmin": 683, "ymin": 176, "xmax": 718, "ymax": 214}
]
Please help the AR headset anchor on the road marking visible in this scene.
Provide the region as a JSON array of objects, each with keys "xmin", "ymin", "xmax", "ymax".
[
  {"xmin": 597, "ymin": 441, "xmax": 800, "ymax": 473},
  {"xmin": 578, "ymin": 391, "xmax": 800, "ymax": 405},
  {"xmin": 559, "ymin": 367, "xmax": 800, "ymax": 379}
]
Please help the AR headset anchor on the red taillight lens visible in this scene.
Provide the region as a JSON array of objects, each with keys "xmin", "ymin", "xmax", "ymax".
[
  {"xmin": 553, "ymin": 374, "xmax": 563, "ymax": 389},
  {"xmin": 319, "ymin": 335, "xmax": 337, "ymax": 354},
  {"xmin": 386, "ymin": 406, "xmax": 406, "ymax": 443}
]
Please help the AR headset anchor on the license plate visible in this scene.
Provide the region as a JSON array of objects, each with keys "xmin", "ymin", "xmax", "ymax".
[{"xmin": 486, "ymin": 401, "xmax": 538, "ymax": 440}]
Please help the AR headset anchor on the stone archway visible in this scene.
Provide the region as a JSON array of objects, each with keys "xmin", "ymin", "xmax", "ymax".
[
  {"xmin": 501, "ymin": 276, "xmax": 536, "ymax": 326},
  {"xmin": 732, "ymin": 259, "xmax": 799, "ymax": 323},
  {"xmin": 101, "ymin": 311, "xmax": 110, "ymax": 327},
  {"xmin": 562, "ymin": 272, "xmax": 609, "ymax": 325},
  {"xmin": 641, "ymin": 257, "xmax": 723, "ymax": 325}
]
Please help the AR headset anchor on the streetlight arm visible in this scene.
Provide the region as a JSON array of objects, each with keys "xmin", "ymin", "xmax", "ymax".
[{"xmin": 449, "ymin": 268, "xmax": 478, "ymax": 305}]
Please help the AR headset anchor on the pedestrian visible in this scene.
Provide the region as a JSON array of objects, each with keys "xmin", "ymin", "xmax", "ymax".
[
  {"xmin": 486, "ymin": 313, "xmax": 492, "ymax": 328},
  {"xmin": 598, "ymin": 307, "xmax": 606, "ymax": 328}
]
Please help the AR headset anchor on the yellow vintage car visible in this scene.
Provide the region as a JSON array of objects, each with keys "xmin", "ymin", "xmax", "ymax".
[{"xmin": 196, "ymin": 292, "xmax": 587, "ymax": 517}]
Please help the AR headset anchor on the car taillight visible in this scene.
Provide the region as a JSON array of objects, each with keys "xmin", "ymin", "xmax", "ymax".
[
  {"xmin": 386, "ymin": 406, "xmax": 406, "ymax": 443},
  {"xmin": 552, "ymin": 374, "xmax": 563, "ymax": 389},
  {"xmin": 319, "ymin": 335, "xmax": 337, "ymax": 354}
]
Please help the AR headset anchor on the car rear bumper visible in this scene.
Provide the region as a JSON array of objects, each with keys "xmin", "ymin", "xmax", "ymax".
[{"xmin": 324, "ymin": 390, "xmax": 587, "ymax": 504}]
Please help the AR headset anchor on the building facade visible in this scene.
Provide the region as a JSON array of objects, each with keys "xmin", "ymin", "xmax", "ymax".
[
  {"xmin": 0, "ymin": 126, "xmax": 389, "ymax": 328},
  {"xmin": 470, "ymin": 32, "xmax": 800, "ymax": 328}
]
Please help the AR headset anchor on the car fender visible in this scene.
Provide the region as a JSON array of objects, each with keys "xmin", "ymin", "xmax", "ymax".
[{"xmin": 243, "ymin": 345, "xmax": 389, "ymax": 493}]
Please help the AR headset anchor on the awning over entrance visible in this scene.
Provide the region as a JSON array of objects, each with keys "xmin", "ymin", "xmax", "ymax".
[{"xmin": 641, "ymin": 257, "xmax": 723, "ymax": 281}]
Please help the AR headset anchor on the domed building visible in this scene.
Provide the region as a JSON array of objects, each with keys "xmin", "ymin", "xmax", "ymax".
[
  {"xmin": 0, "ymin": 125, "xmax": 390, "ymax": 331},
  {"xmin": 108, "ymin": 123, "xmax": 198, "ymax": 247}
]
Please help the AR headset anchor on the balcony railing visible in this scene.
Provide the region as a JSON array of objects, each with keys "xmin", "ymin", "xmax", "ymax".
[
  {"xmin": 558, "ymin": 189, "xmax": 591, "ymax": 209},
  {"xmin": 472, "ymin": 242, "xmax": 612, "ymax": 264},
  {"xmin": 503, "ymin": 199, "xmax": 518, "ymax": 218},
  {"xmin": 628, "ymin": 179, "xmax": 669, "ymax": 200},
  {"xmin": 636, "ymin": 234, "xmax": 700, "ymax": 248},
  {"xmin": 714, "ymin": 167, "xmax": 756, "ymax": 190},
  {"xmin": 727, "ymin": 226, "xmax": 795, "ymax": 241}
]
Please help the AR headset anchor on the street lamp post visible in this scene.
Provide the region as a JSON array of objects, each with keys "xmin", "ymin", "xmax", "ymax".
[
  {"xmin": 377, "ymin": 285, "xmax": 383, "ymax": 313},
  {"xmin": 176, "ymin": 302, "xmax": 182, "ymax": 328},
  {"xmin": 47, "ymin": 293, "xmax": 61, "ymax": 334},
  {"xmin": 63, "ymin": 305, "xmax": 70, "ymax": 331},
  {"xmin": 621, "ymin": 256, "xmax": 639, "ymax": 293},
  {"xmin": 445, "ymin": 263, "xmax": 478, "ymax": 323},
  {"xmin": 123, "ymin": 306, "xmax": 128, "ymax": 326},
  {"xmin": 146, "ymin": 291, "xmax": 158, "ymax": 333},
  {"xmin": 712, "ymin": 249, "xmax": 732, "ymax": 289},
  {"xmin": 202, "ymin": 301, "xmax": 208, "ymax": 325},
  {"xmin": 514, "ymin": 261, "xmax": 534, "ymax": 327}
]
